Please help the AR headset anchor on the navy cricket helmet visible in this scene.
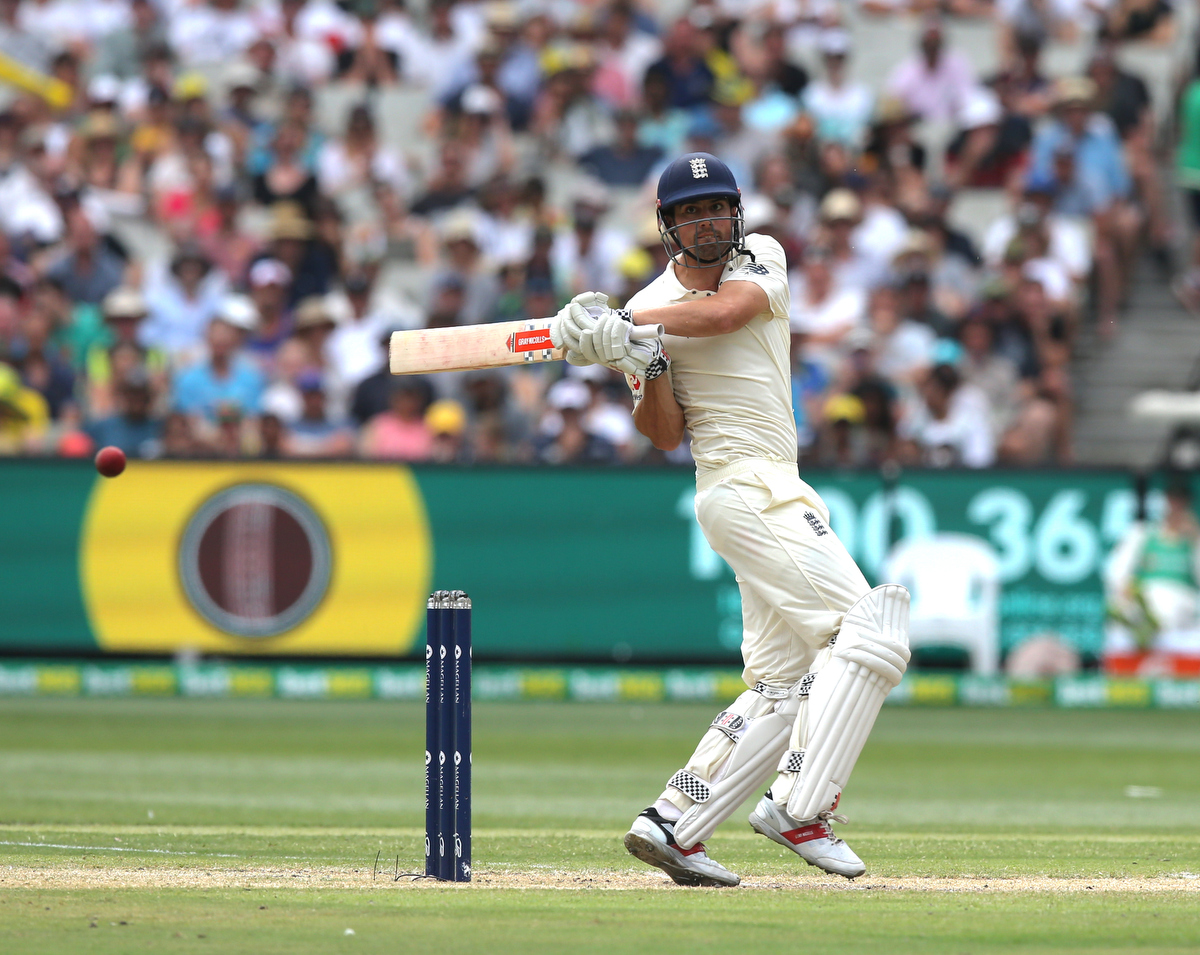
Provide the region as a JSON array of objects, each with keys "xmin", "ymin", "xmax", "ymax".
[{"xmin": 656, "ymin": 152, "xmax": 746, "ymax": 267}]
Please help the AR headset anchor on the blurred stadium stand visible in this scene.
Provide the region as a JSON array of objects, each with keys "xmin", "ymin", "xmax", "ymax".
[{"xmin": 0, "ymin": 0, "xmax": 1197, "ymax": 469}]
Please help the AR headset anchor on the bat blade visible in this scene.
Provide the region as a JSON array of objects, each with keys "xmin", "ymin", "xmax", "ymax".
[
  {"xmin": 389, "ymin": 320, "xmax": 663, "ymax": 376},
  {"xmin": 390, "ymin": 319, "xmax": 563, "ymax": 375}
]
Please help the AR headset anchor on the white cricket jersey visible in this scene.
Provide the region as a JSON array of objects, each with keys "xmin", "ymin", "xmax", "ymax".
[{"xmin": 625, "ymin": 232, "xmax": 795, "ymax": 477}]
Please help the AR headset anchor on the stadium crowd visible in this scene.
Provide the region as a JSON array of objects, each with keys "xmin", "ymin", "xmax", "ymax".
[{"xmin": 0, "ymin": 0, "xmax": 1192, "ymax": 467}]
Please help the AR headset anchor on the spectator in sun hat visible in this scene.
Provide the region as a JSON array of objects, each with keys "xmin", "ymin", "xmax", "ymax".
[
  {"xmin": 245, "ymin": 257, "xmax": 294, "ymax": 368},
  {"xmin": 426, "ymin": 398, "xmax": 468, "ymax": 463},
  {"xmin": 292, "ymin": 294, "xmax": 349, "ymax": 415},
  {"xmin": 1030, "ymin": 76, "xmax": 1129, "ymax": 218},
  {"xmin": 139, "ymin": 242, "xmax": 228, "ymax": 360},
  {"xmin": 802, "ymin": 29, "xmax": 873, "ymax": 149},
  {"xmin": 534, "ymin": 376, "xmax": 617, "ymax": 465},
  {"xmin": 86, "ymin": 286, "xmax": 169, "ymax": 418},
  {"xmin": 817, "ymin": 188, "xmax": 880, "ymax": 294},
  {"xmin": 263, "ymin": 202, "xmax": 324, "ymax": 303},
  {"xmin": 440, "ymin": 29, "xmax": 525, "ymax": 127},
  {"xmin": 74, "ymin": 110, "xmax": 147, "ymax": 222},
  {"xmin": 1029, "ymin": 74, "xmax": 1138, "ymax": 334},
  {"xmin": 283, "ymin": 369, "xmax": 354, "ymax": 458},
  {"xmin": 709, "ymin": 76, "xmax": 771, "ymax": 187},
  {"xmin": 862, "ymin": 95, "xmax": 925, "ymax": 182},
  {"xmin": 431, "ymin": 209, "xmax": 499, "ymax": 327},
  {"xmin": 455, "ymin": 82, "xmax": 520, "ymax": 186},
  {"xmin": 172, "ymin": 294, "xmax": 265, "ymax": 424},
  {"xmin": 813, "ymin": 392, "xmax": 868, "ymax": 469},
  {"xmin": 533, "ymin": 43, "xmax": 613, "ymax": 161},
  {"xmin": 85, "ymin": 367, "xmax": 163, "ymax": 459}
]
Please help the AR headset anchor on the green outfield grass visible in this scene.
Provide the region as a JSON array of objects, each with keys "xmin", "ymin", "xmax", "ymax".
[{"xmin": 1, "ymin": 698, "xmax": 1198, "ymax": 954}]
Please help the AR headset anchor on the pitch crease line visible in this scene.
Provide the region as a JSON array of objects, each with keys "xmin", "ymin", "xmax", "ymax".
[{"xmin": 0, "ymin": 840, "xmax": 240, "ymax": 857}]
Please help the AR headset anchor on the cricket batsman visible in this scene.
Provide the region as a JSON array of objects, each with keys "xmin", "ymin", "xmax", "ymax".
[{"xmin": 550, "ymin": 153, "xmax": 911, "ymax": 886}]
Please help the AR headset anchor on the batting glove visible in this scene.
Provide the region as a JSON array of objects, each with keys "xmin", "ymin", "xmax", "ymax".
[
  {"xmin": 622, "ymin": 336, "xmax": 671, "ymax": 380},
  {"xmin": 550, "ymin": 292, "xmax": 609, "ymax": 366},
  {"xmin": 590, "ymin": 309, "xmax": 636, "ymax": 366},
  {"xmin": 584, "ymin": 308, "xmax": 670, "ymax": 379}
]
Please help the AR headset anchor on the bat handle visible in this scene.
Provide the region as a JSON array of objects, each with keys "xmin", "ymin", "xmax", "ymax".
[{"xmin": 629, "ymin": 323, "xmax": 665, "ymax": 341}]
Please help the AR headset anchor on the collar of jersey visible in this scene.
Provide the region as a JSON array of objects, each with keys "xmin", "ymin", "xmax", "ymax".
[{"xmin": 661, "ymin": 251, "xmax": 747, "ymax": 302}]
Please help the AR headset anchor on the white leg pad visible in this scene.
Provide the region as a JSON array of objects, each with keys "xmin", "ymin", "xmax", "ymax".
[
  {"xmin": 672, "ymin": 685, "xmax": 799, "ymax": 849},
  {"xmin": 783, "ymin": 584, "xmax": 910, "ymax": 821}
]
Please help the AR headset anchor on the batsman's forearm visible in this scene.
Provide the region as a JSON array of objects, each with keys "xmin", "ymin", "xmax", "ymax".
[
  {"xmin": 633, "ymin": 376, "xmax": 686, "ymax": 451},
  {"xmin": 631, "ymin": 298, "xmax": 741, "ymax": 338},
  {"xmin": 630, "ymin": 281, "xmax": 767, "ymax": 338}
]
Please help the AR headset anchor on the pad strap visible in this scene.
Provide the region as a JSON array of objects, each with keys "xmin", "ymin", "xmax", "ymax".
[
  {"xmin": 778, "ymin": 749, "xmax": 805, "ymax": 773},
  {"xmin": 710, "ymin": 710, "xmax": 746, "ymax": 741},
  {"xmin": 667, "ymin": 769, "xmax": 711, "ymax": 803}
]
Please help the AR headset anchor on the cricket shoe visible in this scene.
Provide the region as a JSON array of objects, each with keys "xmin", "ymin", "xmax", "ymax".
[
  {"xmin": 748, "ymin": 791, "xmax": 866, "ymax": 879},
  {"xmin": 623, "ymin": 808, "xmax": 740, "ymax": 887}
]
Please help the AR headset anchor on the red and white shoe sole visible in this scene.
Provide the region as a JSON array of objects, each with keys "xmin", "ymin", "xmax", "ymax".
[{"xmin": 623, "ymin": 832, "xmax": 740, "ymax": 887}]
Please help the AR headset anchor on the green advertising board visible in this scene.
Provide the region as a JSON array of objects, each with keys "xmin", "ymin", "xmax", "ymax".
[
  {"xmin": 1, "ymin": 660, "xmax": 1198, "ymax": 710},
  {"xmin": 0, "ymin": 462, "xmax": 1146, "ymax": 661}
]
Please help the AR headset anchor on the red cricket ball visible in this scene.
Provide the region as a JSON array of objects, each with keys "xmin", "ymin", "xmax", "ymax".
[{"xmin": 94, "ymin": 445, "xmax": 126, "ymax": 478}]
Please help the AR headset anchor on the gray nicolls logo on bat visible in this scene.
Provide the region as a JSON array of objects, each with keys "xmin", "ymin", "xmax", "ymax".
[{"xmin": 803, "ymin": 510, "xmax": 828, "ymax": 537}]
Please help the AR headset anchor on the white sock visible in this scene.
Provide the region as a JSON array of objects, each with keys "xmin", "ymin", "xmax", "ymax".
[{"xmin": 653, "ymin": 798, "xmax": 683, "ymax": 821}]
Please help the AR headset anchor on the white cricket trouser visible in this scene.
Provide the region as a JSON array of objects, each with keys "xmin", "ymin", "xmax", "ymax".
[
  {"xmin": 657, "ymin": 461, "xmax": 869, "ymax": 816},
  {"xmin": 696, "ymin": 461, "xmax": 870, "ymax": 687}
]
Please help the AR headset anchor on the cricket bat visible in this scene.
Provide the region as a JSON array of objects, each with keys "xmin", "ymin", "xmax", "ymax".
[{"xmin": 389, "ymin": 319, "xmax": 664, "ymax": 375}]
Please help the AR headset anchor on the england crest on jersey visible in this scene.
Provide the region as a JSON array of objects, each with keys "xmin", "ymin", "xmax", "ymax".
[{"xmin": 689, "ymin": 157, "xmax": 708, "ymax": 179}]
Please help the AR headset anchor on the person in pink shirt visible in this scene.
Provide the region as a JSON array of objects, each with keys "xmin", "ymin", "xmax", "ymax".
[
  {"xmin": 360, "ymin": 378, "xmax": 434, "ymax": 461},
  {"xmin": 885, "ymin": 17, "xmax": 976, "ymax": 124}
]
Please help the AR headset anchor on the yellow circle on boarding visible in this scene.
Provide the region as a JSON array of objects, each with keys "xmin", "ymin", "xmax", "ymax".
[{"xmin": 80, "ymin": 463, "xmax": 431, "ymax": 656}]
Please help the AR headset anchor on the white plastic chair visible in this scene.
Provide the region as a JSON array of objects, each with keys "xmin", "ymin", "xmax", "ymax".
[{"xmin": 881, "ymin": 533, "xmax": 1002, "ymax": 675}]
